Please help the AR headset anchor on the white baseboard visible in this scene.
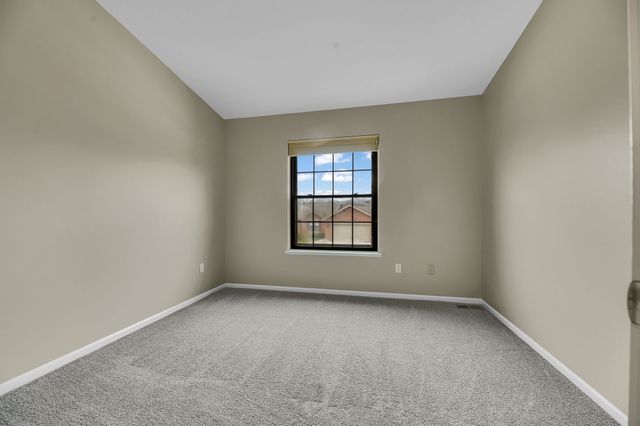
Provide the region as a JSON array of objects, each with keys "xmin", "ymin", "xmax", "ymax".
[
  {"xmin": 482, "ymin": 301, "xmax": 627, "ymax": 426},
  {"xmin": 223, "ymin": 282, "xmax": 483, "ymax": 305},
  {"xmin": 0, "ymin": 284, "xmax": 226, "ymax": 397},
  {"xmin": 0, "ymin": 282, "xmax": 627, "ymax": 426},
  {"xmin": 226, "ymin": 283, "xmax": 626, "ymax": 425}
]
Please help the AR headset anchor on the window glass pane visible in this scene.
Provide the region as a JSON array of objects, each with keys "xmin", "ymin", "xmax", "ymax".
[
  {"xmin": 296, "ymin": 198, "xmax": 313, "ymax": 221},
  {"xmin": 354, "ymin": 151, "xmax": 372, "ymax": 170},
  {"xmin": 292, "ymin": 150, "xmax": 376, "ymax": 250},
  {"xmin": 313, "ymin": 198, "xmax": 332, "ymax": 221},
  {"xmin": 333, "ymin": 171, "xmax": 353, "ymax": 195},
  {"xmin": 333, "ymin": 223, "xmax": 352, "ymax": 246},
  {"xmin": 332, "ymin": 197, "xmax": 353, "ymax": 222},
  {"xmin": 333, "ymin": 152, "xmax": 352, "ymax": 171},
  {"xmin": 297, "ymin": 155, "xmax": 314, "ymax": 172},
  {"xmin": 332, "ymin": 198, "xmax": 351, "ymax": 218},
  {"xmin": 354, "ymin": 223, "xmax": 372, "ymax": 246},
  {"xmin": 297, "ymin": 173, "xmax": 313, "ymax": 195},
  {"xmin": 314, "ymin": 222, "xmax": 332, "ymax": 246},
  {"xmin": 354, "ymin": 170, "xmax": 371, "ymax": 194},
  {"xmin": 296, "ymin": 223, "xmax": 312, "ymax": 245},
  {"xmin": 354, "ymin": 198, "xmax": 372, "ymax": 222},
  {"xmin": 314, "ymin": 154, "xmax": 333, "ymax": 171},
  {"xmin": 314, "ymin": 172, "xmax": 332, "ymax": 195}
]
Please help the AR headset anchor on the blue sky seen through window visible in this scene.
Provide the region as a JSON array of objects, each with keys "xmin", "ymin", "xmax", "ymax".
[
  {"xmin": 333, "ymin": 153, "xmax": 352, "ymax": 170},
  {"xmin": 314, "ymin": 154, "xmax": 333, "ymax": 172},
  {"xmin": 296, "ymin": 152, "xmax": 372, "ymax": 196},
  {"xmin": 354, "ymin": 152, "xmax": 371, "ymax": 169},
  {"xmin": 297, "ymin": 155, "xmax": 313, "ymax": 172}
]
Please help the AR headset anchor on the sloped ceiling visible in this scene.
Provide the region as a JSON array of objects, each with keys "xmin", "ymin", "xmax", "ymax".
[{"xmin": 97, "ymin": 0, "xmax": 541, "ymax": 119}]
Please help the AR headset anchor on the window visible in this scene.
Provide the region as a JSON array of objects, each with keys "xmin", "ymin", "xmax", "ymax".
[{"xmin": 289, "ymin": 143, "xmax": 378, "ymax": 251}]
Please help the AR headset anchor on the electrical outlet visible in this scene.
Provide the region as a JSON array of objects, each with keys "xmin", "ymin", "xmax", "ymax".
[
  {"xmin": 199, "ymin": 263, "xmax": 205, "ymax": 274},
  {"xmin": 427, "ymin": 264, "xmax": 435, "ymax": 275},
  {"xmin": 395, "ymin": 263, "xmax": 402, "ymax": 273}
]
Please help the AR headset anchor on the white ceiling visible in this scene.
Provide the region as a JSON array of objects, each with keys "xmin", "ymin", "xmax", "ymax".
[{"xmin": 97, "ymin": 0, "xmax": 541, "ymax": 119}]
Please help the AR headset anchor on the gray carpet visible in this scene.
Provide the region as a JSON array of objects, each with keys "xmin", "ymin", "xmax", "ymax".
[{"xmin": 0, "ymin": 288, "xmax": 617, "ymax": 425}]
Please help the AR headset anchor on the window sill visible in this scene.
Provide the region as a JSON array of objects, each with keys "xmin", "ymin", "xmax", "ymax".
[{"xmin": 285, "ymin": 249, "xmax": 382, "ymax": 257}]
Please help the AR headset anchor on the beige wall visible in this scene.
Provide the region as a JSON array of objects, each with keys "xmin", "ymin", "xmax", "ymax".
[
  {"xmin": 482, "ymin": 0, "xmax": 631, "ymax": 414},
  {"xmin": 0, "ymin": 1, "xmax": 226, "ymax": 383},
  {"xmin": 1, "ymin": 0, "xmax": 632, "ymax": 417},
  {"xmin": 225, "ymin": 97, "xmax": 483, "ymax": 297}
]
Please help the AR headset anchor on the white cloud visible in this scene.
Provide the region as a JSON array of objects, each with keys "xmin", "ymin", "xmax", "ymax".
[
  {"xmin": 321, "ymin": 172, "xmax": 352, "ymax": 182},
  {"xmin": 315, "ymin": 153, "xmax": 351, "ymax": 166},
  {"xmin": 334, "ymin": 153, "xmax": 351, "ymax": 163},
  {"xmin": 297, "ymin": 174, "xmax": 313, "ymax": 181},
  {"xmin": 315, "ymin": 154, "xmax": 333, "ymax": 165},
  {"xmin": 335, "ymin": 172, "xmax": 352, "ymax": 182},
  {"xmin": 366, "ymin": 152, "xmax": 372, "ymax": 160}
]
